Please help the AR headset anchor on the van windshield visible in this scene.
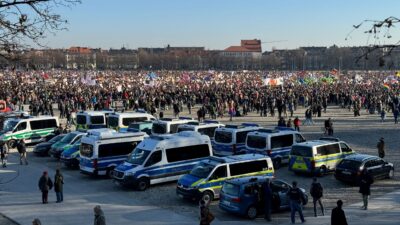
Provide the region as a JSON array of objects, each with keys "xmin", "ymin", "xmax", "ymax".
[
  {"xmin": 80, "ymin": 143, "xmax": 93, "ymax": 157},
  {"xmin": 152, "ymin": 123, "xmax": 166, "ymax": 134},
  {"xmin": 108, "ymin": 117, "xmax": 119, "ymax": 127},
  {"xmin": 76, "ymin": 115, "xmax": 86, "ymax": 125},
  {"xmin": 214, "ymin": 131, "xmax": 232, "ymax": 143},
  {"xmin": 290, "ymin": 146, "xmax": 313, "ymax": 157},
  {"xmin": 190, "ymin": 162, "xmax": 215, "ymax": 178},
  {"xmin": 222, "ymin": 182, "xmax": 240, "ymax": 196},
  {"xmin": 178, "ymin": 127, "xmax": 194, "ymax": 132},
  {"xmin": 126, "ymin": 148, "xmax": 151, "ymax": 165},
  {"xmin": 247, "ymin": 135, "xmax": 266, "ymax": 149},
  {"xmin": 3, "ymin": 120, "xmax": 18, "ymax": 132},
  {"xmin": 90, "ymin": 116, "xmax": 104, "ymax": 124}
]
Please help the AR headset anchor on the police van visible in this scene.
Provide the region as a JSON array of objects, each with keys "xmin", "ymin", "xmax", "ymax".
[
  {"xmin": 176, "ymin": 154, "xmax": 274, "ymax": 201},
  {"xmin": 288, "ymin": 140, "xmax": 355, "ymax": 175},
  {"xmin": 112, "ymin": 131, "xmax": 213, "ymax": 191},
  {"xmin": 76, "ymin": 111, "xmax": 107, "ymax": 131},
  {"xmin": 245, "ymin": 128, "xmax": 306, "ymax": 168},
  {"xmin": 79, "ymin": 129, "xmax": 146, "ymax": 177},
  {"xmin": 0, "ymin": 116, "xmax": 58, "ymax": 147},
  {"xmin": 177, "ymin": 120, "xmax": 224, "ymax": 139},
  {"xmin": 107, "ymin": 112, "xmax": 155, "ymax": 132},
  {"xmin": 151, "ymin": 117, "xmax": 196, "ymax": 135},
  {"xmin": 127, "ymin": 121, "xmax": 153, "ymax": 135},
  {"xmin": 212, "ymin": 123, "xmax": 260, "ymax": 156}
]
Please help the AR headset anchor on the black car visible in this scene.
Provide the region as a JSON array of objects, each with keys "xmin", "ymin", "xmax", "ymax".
[
  {"xmin": 335, "ymin": 154, "xmax": 394, "ymax": 184},
  {"xmin": 33, "ymin": 134, "xmax": 65, "ymax": 156}
]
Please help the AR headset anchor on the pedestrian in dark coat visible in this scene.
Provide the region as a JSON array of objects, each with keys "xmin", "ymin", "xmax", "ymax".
[
  {"xmin": 199, "ymin": 200, "xmax": 214, "ymax": 225},
  {"xmin": 359, "ymin": 169, "xmax": 373, "ymax": 210},
  {"xmin": 17, "ymin": 139, "xmax": 28, "ymax": 165},
  {"xmin": 38, "ymin": 171, "xmax": 53, "ymax": 204},
  {"xmin": 94, "ymin": 205, "xmax": 106, "ymax": 225},
  {"xmin": 377, "ymin": 137, "xmax": 385, "ymax": 158},
  {"xmin": 54, "ymin": 169, "xmax": 64, "ymax": 203},
  {"xmin": 331, "ymin": 200, "xmax": 348, "ymax": 225},
  {"xmin": 263, "ymin": 179, "xmax": 272, "ymax": 221},
  {"xmin": 310, "ymin": 177, "xmax": 324, "ymax": 217}
]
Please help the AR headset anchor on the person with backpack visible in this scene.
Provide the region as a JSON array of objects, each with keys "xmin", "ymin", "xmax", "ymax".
[
  {"xmin": 287, "ymin": 181, "xmax": 306, "ymax": 224},
  {"xmin": 38, "ymin": 171, "xmax": 53, "ymax": 204},
  {"xmin": 310, "ymin": 177, "xmax": 325, "ymax": 217},
  {"xmin": 17, "ymin": 139, "xmax": 28, "ymax": 165}
]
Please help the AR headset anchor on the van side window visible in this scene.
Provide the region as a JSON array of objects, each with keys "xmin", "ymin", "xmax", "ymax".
[
  {"xmin": 123, "ymin": 117, "xmax": 147, "ymax": 126},
  {"xmin": 144, "ymin": 151, "xmax": 162, "ymax": 167},
  {"xmin": 340, "ymin": 143, "xmax": 352, "ymax": 153},
  {"xmin": 14, "ymin": 122, "xmax": 27, "ymax": 132},
  {"xmin": 271, "ymin": 134, "xmax": 293, "ymax": 149},
  {"xmin": 229, "ymin": 160, "xmax": 268, "ymax": 176},
  {"xmin": 317, "ymin": 144, "xmax": 340, "ymax": 155},
  {"xmin": 170, "ymin": 124, "xmax": 180, "ymax": 133},
  {"xmin": 210, "ymin": 165, "xmax": 227, "ymax": 180},
  {"xmin": 98, "ymin": 141, "xmax": 138, "ymax": 157},
  {"xmin": 236, "ymin": 131, "xmax": 251, "ymax": 144},
  {"xmin": 295, "ymin": 134, "xmax": 306, "ymax": 143},
  {"xmin": 198, "ymin": 127, "xmax": 217, "ymax": 138},
  {"xmin": 166, "ymin": 144, "xmax": 210, "ymax": 163}
]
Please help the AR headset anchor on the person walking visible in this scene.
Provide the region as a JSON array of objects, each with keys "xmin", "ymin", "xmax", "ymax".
[
  {"xmin": 54, "ymin": 169, "xmax": 64, "ymax": 203},
  {"xmin": 38, "ymin": 171, "xmax": 53, "ymax": 204},
  {"xmin": 294, "ymin": 116, "xmax": 301, "ymax": 131},
  {"xmin": 359, "ymin": 169, "xmax": 373, "ymax": 210},
  {"xmin": 199, "ymin": 199, "xmax": 214, "ymax": 225},
  {"xmin": 32, "ymin": 218, "xmax": 42, "ymax": 225},
  {"xmin": 94, "ymin": 205, "xmax": 106, "ymax": 225},
  {"xmin": 310, "ymin": 177, "xmax": 324, "ymax": 217},
  {"xmin": 377, "ymin": 137, "xmax": 385, "ymax": 158},
  {"xmin": 331, "ymin": 200, "xmax": 348, "ymax": 225},
  {"xmin": 263, "ymin": 179, "xmax": 272, "ymax": 221},
  {"xmin": 17, "ymin": 139, "xmax": 28, "ymax": 165},
  {"xmin": 287, "ymin": 181, "xmax": 306, "ymax": 224},
  {"xmin": 0, "ymin": 141, "xmax": 8, "ymax": 168}
]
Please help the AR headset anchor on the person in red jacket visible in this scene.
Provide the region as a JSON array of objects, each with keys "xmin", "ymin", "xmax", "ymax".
[{"xmin": 294, "ymin": 117, "xmax": 301, "ymax": 131}]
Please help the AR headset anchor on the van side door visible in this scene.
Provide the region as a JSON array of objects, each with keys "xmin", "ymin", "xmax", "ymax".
[{"xmin": 208, "ymin": 165, "xmax": 227, "ymax": 197}]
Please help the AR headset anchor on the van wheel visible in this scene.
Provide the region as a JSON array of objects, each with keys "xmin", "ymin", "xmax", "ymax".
[
  {"xmin": 106, "ymin": 167, "xmax": 115, "ymax": 179},
  {"xmin": 7, "ymin": 140, "xmax": 16, "ymax": 149},
  {"xmin": 137, "ymin": 178, "xmax": 150, "ymax": 191},
  {"xmin": 318, "ymin": 166, "xmax": 327, "ymax": 176},
  {"xmin": 247, "ymin": 205, "xmax": 258, "ymax": 220},
  {"xmin": 273, "ymin": 158, "xmax": 281, "ymax": 169},
  {"xmin": 202, "ymin": 191, "xmax": 214, "ymax": 202},
  {"xmin": 388, "ymin": 169, "xmax": 394, "ymax": 179}
]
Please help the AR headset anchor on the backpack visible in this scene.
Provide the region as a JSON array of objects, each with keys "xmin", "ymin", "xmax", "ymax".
[{"xmin": 311, "ymin": 183, "xmax": 323, "ymax": 198}]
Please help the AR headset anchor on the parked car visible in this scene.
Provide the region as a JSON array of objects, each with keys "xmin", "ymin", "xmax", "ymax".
[
  {"xmin": 335, "ymin": 154, "xmax": 394, "ymax": 184},
  {"xmin": 219, "ymin": 176, "xmax": 308, "ymax": 219},
  {"xmin": 33, "ymin": 134, "xmax": 65, "ymax": 156},
  {"xmin": 60, "ymin": 139, "xmax": 81, "ymax": 168},
  {"xmin": 49, "ymin": 131, "xmax": 85, "ymax": 159}
]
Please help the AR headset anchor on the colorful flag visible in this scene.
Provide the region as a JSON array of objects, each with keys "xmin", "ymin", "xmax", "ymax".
[
  {"xmin": 383, "ymin": 84, "xmax": 390, "ymax": 90},
  {"xmin": 396, "ymin": 71, "xmax": 400, "ymax": 77}
]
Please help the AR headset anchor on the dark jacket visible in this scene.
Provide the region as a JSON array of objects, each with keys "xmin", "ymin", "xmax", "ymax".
[
  {"xmin": 331, "ymin": 207, "xmax": 348, "ymax": 225},
  {"xmin": 200, "ymin": 206, "xmax": 210, "ymax": 225},
  {"xmin": 54, "ymin": 173, "xmax": 64, "ymax": 192},
  {"xmin": 94, "ymin": 209, "xmax": 106, "ymax": 225},
  {"xmin": 310, "ymin": 182, "xmax": 323, "ymax": 199},
  {"xmin": 287, "ymin": 187, "xmax": 304, "ymax": 203},
  {"xmin": 16, "ymin": 141, "xmax": 26, "ymax": 154},
  {"xmin": 38, "ymin": 175, "xmax": 53, "ymax": 192},
  {"xmin": 359, "ymin": 172, "xmax": 373, "ymax": 195}
]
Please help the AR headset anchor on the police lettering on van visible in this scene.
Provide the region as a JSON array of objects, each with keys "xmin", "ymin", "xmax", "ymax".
[
  {"xmin": 79, "ymin": 129, "xmax": 145, "ymax": 177},
  {"xmin": 176, "ymin": 154, "xmax": 274, "ymax": 201},
  {"xmin": 112, "ymin": 131, "xmax": 212, "ymax": 191},
  {"xmin": 0, "ymin": 116, "xmax": 58, "ymax": 148},
  {"xmin": 245, "ymin": 128, "xmax": 306, "ymax": 169},
  {"xmin": 288, "ymin": 140, "xmax": 355, "ymax": 175},
  {"xmin": 213, "ymin": 123, "xmax": 260, "ymax": 156}
]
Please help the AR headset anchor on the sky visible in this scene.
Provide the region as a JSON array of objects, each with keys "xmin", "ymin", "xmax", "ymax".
[{"xmin": 40, "ymin": 0, "xmax": 400, "ymax": 51}]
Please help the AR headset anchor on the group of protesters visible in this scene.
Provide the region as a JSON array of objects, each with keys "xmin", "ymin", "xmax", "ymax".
[{"xmin": 0, "ymin": 70, "xmax": 399, "ymax": 123}]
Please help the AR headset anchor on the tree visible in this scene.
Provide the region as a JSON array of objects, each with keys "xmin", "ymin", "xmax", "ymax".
[
  {"xmin": 0, "ymin": 0, "xmax": 80, "ymax": 60},
  {"xmin": 347, "ymin": 16, "xmax": 400, "ymax": 67}
]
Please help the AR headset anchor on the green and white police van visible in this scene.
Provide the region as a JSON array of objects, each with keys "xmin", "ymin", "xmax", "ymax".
[{"xmin": 0, "ymin": 116, "xmax": 59, "ymax": 147}]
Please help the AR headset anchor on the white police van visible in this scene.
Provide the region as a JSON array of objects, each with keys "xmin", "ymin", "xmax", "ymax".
[
  {"xmin": 112, "ymin": 131, "xmax": 213, "ymax": 191},
  {"xmin": 245, "ymin": 127, "xmax": 306, "ymax": 168},
  {"xmin": 107, "ymin": 112, "xmax": 155, "ymax": 132},
  {"xmin": 76, "ymin": 111, "xmax": 107, "ymax": 131},
  {"xmin": 177, "ymin": 120, "xmax": 224, "ymax": 139},
  {"xmin": 79, "ymin": 128, "xmax": 146, "ymax": 177},
  {"xmin": 151, "ymin": 117, "xmax": 196, "ymax": 135},
  {"xmin": 212, "ymin": 123, "xmax": 260, "ymax": 156}
]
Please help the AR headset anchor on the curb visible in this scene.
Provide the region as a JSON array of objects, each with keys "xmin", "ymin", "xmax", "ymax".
[{"xmin": 0, "ymin": 213, "xmax": 20, "ymax": 225}]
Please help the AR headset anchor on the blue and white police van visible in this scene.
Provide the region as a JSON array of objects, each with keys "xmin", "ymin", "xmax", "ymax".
[
  {"xmin": 212, "ymin": 123, "xmax": 260, "ymax": 156},
  {"xmin": 79, "ymin": 128, "xmax": 145, "ymax": 177},
  {"xmin": 151, "ymin": 117, "xmax": 196, "ymax": 135},
  {"xmin": 112, "ymin": 131, "xmax": 213, "ymax": 191},
  {"xmin": 245, "ymin": 128, "xmax": 306, "ymax": 168},
  {"xmin": 177, "ymin": 120, "xmax": 224, "ymax": 139}
]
